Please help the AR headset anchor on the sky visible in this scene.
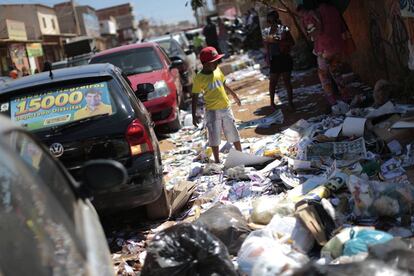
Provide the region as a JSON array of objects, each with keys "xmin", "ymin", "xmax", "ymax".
[{"xmin": 0, "ymin": 0, "xmax": 197, "ymax": 24}]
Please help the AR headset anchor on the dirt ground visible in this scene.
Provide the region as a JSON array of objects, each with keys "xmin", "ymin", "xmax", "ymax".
[{"xmin": 159, "ymin": 67, "xmax": 329, "ymax": 152}]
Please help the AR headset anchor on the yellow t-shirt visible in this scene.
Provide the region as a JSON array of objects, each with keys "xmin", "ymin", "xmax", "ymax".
[
  {"xmin": 74, "ymin": 103, "xmax": 112, "ymax": 120},
  {"xmin": 192, "ymin": 68, "xmax": 230, "ymax": 110}
]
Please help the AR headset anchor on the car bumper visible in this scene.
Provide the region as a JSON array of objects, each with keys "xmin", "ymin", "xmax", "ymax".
[
  {"xmin": 91, "ymin": 153, "xmax": 163, "ymax": 212},
  {"xmin": 144, "ymin": 92, "xmax": 178, "ymax": 126}
]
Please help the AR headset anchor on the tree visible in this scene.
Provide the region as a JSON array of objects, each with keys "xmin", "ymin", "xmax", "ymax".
[{"xmin": 187, "ymin": 0, "xmax": 204, "ymax": 11}]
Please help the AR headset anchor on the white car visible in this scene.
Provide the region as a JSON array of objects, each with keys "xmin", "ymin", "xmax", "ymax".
[{"xmin": 149, "ymin": 33, "xmax": 197, "ymax": 74}]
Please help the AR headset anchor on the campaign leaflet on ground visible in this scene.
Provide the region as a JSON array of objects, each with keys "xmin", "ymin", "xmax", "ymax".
[{"xmin": 4, "ymin": 82, "xmax": 114, "ymax": 131}]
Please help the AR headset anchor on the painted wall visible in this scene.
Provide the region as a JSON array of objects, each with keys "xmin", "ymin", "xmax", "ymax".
[
  {"xmin": 0, "ymin": 5, "xmax": 40, "ymax": 40},
  {"xmin": 272, "ymin": 0, "xmax": 413, "ymax": 85},
  {"xmin": 37, "ymin": 6, "xmax": 61, "ymax": 35}
]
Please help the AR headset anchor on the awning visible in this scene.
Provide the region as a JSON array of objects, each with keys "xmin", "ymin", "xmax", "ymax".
[{"xmin": 0, "ymin": 39, "xmax": 42, "ymax": 43}]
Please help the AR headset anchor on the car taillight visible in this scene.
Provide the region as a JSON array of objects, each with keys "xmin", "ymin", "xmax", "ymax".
[{"xmin": 126, "ymin": 119, "xmax": 154, "ymax": 156}]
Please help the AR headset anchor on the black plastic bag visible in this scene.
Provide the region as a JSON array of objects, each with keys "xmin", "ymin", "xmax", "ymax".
[
  {"xmin": 141, "ymin": 223, "xmax": 237, "ymax": 276},
  {"xmin": 368, "ymin": 238, "xmax": 414, "ymax": 273},
  {"xmin": 194, "ymin": 203, "xmax": 251, "ymax": 255}
]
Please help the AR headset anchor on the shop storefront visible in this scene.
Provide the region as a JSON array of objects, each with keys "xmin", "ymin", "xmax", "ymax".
[{"xmin": 26, "ymin": 43, "xmax": 44, "ymax": 74}]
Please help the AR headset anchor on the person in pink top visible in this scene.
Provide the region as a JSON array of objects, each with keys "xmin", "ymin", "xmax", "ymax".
[{"xmin": 300, "ymin": 0, "xmax": 355, "ymax": 107}]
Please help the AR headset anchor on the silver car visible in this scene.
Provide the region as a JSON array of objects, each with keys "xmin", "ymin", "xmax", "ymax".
[{"xmin": 0, "ymin": 115, "xmax": 127, "ymax": 275}]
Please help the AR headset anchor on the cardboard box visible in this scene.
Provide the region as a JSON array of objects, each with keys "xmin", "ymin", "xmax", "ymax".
[
  {"xmin": 373, "ymin": 115, "xmax": 413, "ymax": 146},
  {"xmin": 168, "ymin": 181, "xmax": 196, "ymax": 216}
]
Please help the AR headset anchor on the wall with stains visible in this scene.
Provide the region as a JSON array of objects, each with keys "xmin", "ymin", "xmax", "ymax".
[{"xmin": 273, "ymin": 0, "xmax": 414, "ymax": 85}]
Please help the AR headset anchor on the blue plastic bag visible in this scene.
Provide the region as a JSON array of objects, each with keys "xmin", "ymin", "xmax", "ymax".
[{"xmin": 343, "ymin": 229, "xmax": 393, "ymax": 256}]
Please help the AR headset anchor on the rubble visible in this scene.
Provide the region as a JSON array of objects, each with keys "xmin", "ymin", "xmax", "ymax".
[{"xmin": 108, "ymin": 52, "xmax": 414, "ymax": 275}]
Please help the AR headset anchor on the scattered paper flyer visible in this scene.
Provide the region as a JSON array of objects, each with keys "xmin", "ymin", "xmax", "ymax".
[
  {"xmin": 237, "ymin": 109, "xmax": 284, "ymax": 130},
  {"xmin": 342, "ymin": 117, "xmax": 366, "ymax": 137},
  {"xmin": 306, "ymin": 137, "xmax": 367, "ymax": 161},
  {"xmin": 224, "ymin": 149, "xmax": 273, "ymax": 169}
]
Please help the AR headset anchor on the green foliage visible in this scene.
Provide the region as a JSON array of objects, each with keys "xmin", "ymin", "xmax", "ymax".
[{"xmin": 188, "ymin": 0, "xmax": 204, "ymax": 10}]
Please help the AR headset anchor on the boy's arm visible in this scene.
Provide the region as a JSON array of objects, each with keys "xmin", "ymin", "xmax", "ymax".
[
  {"xmin": 192, "ymin": 93, "xmax": 199, "ymax": 127},
  {"xmin": 224, "ymin": 83, "xmax": 241, "ymax": 106}
]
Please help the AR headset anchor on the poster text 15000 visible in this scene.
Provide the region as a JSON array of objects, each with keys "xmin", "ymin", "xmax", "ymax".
[{"xmin": 14, "ymin": 91, "xmax": 84, "ymax": 116}]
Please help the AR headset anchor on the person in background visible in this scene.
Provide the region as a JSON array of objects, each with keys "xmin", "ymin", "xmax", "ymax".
[
  {"xmin": 263, "ymin": 10, "xmax": 295, "ymax": 110},
  {"xmin": 301, "ymin": 0, "xmax": 355, "ymax": 107},
  {"xmin": 192, "ymin": 47, "xmax": 242, "ymax": 164},
  {"xmin": 21, "ymin": 66, "xmax": 30, "ymax": 76},
  {"xmin": 245, "ymin": 8, "xmax": 263, "ymax": 50},
  {"xmin": 193, "ymin": 32, "xmax": 205, "ymax": 54},
  {"xmin": 203, "ymin": 17, "xmax": 221, "ymax": 53},
  {"xmin": 296, "ymin": 4, "xmax": 320, "ymax": 42},
  {"xmin": 43, "ymin": 61, "xmax": 52, "ymax": 72},
  {"xmin": 9, "ymin": 70, "xmax": 18, "ymax": 80},
  {"xmin": 217, "ymin": 17, "xmax": 229, "ymax": 58}
]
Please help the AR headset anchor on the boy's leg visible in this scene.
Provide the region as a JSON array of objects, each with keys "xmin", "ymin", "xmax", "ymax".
[
  {"xmin": 221, "ymin": 108, "xmax": 241, "ymax": 152},
  {"xmin": 282, "ymin": 71, "xmax": 294, "ymax": 109},
  {"xmin": 233, "ymin": 141, "xmax": 242, "ymax": 151},
  {"xmin": 205, "ymin": 110, "xmax": 221, "ymax": 163},
  {"xmin": 269, "ymin": 72, "xmax": 281, "ymax": 109},
  {"xmin": 317, "ymin": 55, "xmax": 337, "ymax": 105},
  {"xmin": 211, "ymin": 146, "xmax": 220, "ymax": 163},
  {"xmin": 328, "ymin": 54, "xmax": 352, "ymax": 102}
]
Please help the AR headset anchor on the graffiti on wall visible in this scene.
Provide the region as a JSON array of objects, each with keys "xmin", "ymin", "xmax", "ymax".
[
  {"xmin": 400, "ymin": 0, "xmax": 414, "ymax": 17},
  {"xmin": 368, "ymin": 0, "xmax": 409, "ymax": 77}
]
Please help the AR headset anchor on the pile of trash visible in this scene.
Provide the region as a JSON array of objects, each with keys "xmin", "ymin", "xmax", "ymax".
[
  {"xmin": 120, "ymin": 97, "xmax": 414, "ymax": 276},
  {"xmin": 108, "ymin": 49, "xmax": 414, "ymax": 274}
]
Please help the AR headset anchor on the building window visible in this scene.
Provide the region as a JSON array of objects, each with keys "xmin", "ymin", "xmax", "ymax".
[
  {"xmin": 42, "ymin": 17, "xmax": 47, "ymax": 28},
  {"xmin": 51, "ymin": 19, "xmax": 56, "ymax": 30}
]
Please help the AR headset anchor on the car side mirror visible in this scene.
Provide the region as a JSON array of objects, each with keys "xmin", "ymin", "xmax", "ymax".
[
  {"xmin": 185, "ymin": 48, "xmax": 194, "ymax": 55},
  {"xmin": 170, "ymin": 58, "xmax": 184, "ymax": 69},
  {"xmin": 136, "ymin": 83, "xmax": 155, "ymax": 94},
  {"xmin": 81, "ymin": 160, "xmax": 127, "ymax": 191}
]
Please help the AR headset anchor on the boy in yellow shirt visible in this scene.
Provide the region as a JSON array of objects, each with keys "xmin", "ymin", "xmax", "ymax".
[{"xmin": 192, "ymin": 46, "xmax": 242, "ymax": 163}]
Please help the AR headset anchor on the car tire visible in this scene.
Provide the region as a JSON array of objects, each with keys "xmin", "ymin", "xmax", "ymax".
[
  {"xmin": 167, "ymin": 107, "xmax": 182, "ymax": 133},
  {"xmin": 145, "ymin": 187, "xmax": 170, "ymax": 220}
]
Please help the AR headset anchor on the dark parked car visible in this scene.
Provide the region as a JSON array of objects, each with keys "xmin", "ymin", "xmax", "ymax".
[
  {"xmin": 0, "ymin": 114, "xmax": 121, "ymax": 275},
  {"xmin": 0, "ymin": 64, "xmax": 169, "ymax": 218}
]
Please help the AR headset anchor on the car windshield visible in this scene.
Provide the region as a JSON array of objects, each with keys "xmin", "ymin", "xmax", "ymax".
[
  {"xmin": 91, "ymin": 47, "xmax": 163, "ymax": 75},
  {"xmin": 0, "ymin": 79, "xmax": 117, "ymax": 131},
  {"xmin": 157, "ymin": 40, "xmax": 183, "ymax": 57}
]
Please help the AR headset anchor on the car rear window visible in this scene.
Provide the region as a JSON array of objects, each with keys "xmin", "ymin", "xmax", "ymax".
[
  {"xmin": 0, "ymin": 80, "xmax": 117, "ymax": 131},
  {"xmin": 157, "ymin": 40, "xmax": 184, "ymax": 57},
  {"xmin": 91, "ymin": 47, "xmax": 163, "ymax": 76}
]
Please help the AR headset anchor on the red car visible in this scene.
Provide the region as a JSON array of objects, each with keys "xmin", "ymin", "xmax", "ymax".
[{"xmin": 90, "ymin": 42, "xmax": 184, "ymax": 132}]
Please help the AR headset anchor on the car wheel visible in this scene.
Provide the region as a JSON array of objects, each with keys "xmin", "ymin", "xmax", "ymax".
[
  {"xmin": 168, "ymin": 106, "xmax": 182, "ymax": 133},
  {"xmin": 145, "ymin": 187, "xmax": 170, "ymax": 220}
]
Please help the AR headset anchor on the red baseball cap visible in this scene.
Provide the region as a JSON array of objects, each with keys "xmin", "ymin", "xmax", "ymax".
[{"xmin": 199, "ymin": 47, "xmax": 224, "ymax": 64}]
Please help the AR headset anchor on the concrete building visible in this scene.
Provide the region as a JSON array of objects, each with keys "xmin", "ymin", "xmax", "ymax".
[
  {"xmin": 96, "ymin": 3, "xmax": 137, "ymax": 44},
  {"xmin": 100, "ymin": 16, "xmax": 118, "ymax": 49},
  {"xmin": 54, "ymin": 2, "xmax": 105, "ymax": 51},
  {"xmin": 0, "ymin": 4, "xmax": 72, "ymax": 75}
]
